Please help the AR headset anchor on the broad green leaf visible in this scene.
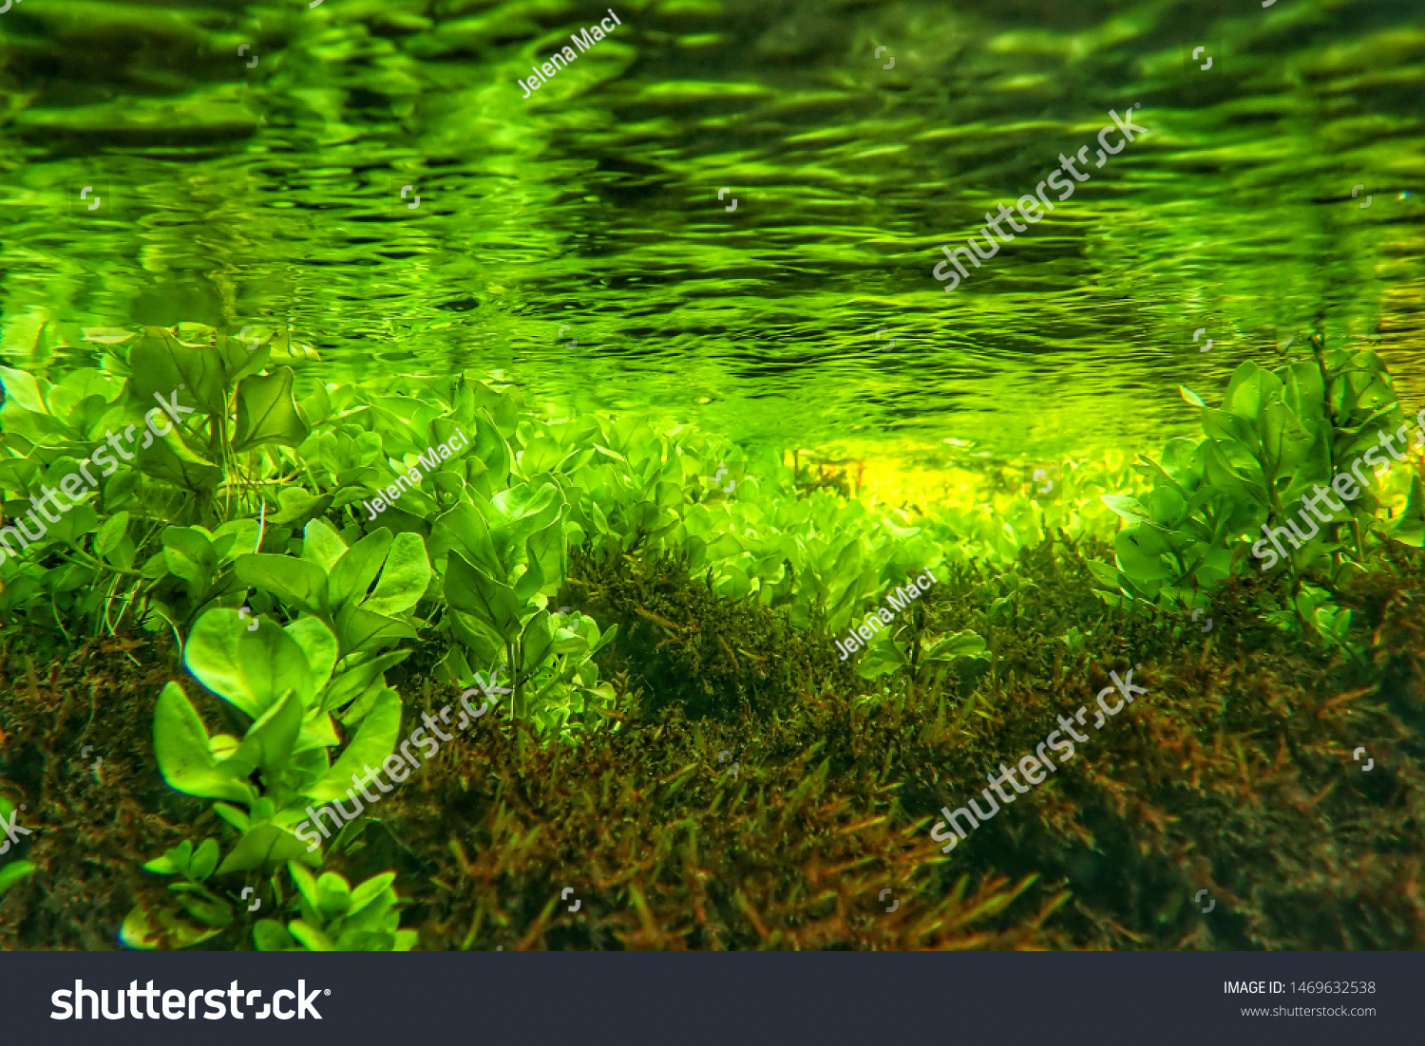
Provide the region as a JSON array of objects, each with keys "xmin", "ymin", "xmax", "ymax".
[
  {"xmin": 216, "ymin": 823, "xmax": 313, "ymax": 875},
  {"xmin": 587, "ymin": 621, "xmax": 618, "ymax": 658},
  {"xmin": 0, "ymin": 860, "xmax": 36, "ymax": 897},
  {"xmin": 924, "ymin": 630, "xmax": 990, "ymax": 662},
  {"xmin": 853, "ymin": 634, "xmax": 908, "ymax": 679},
  {"xmin": 328, "ymin": 528, "xmax": 393, "ymax": 611},
  {"xmin": 153, "ymin": 682, "xmax": 258, "ymax": 804},
  {"xmin": 487, "ymin": 481, "xmax": 565, "ymax": 565},
  {"xmin": 520, "ymin": 519, "xmax": 565, "ymax": 599},
  {"xmin": 288, "ymin": 919, "xmax": 336, "ymax": 951},
  {"xmin": 1389, "ymin": 473, "xmax": 1425, "ymax": 548},
  {"xmin": 445, "ymin": 550, "xmax": 523, "ymax": 640},
  {"xmin": 1223, "ymin": 361, "xmax": 1269, "ymax": 421},
  {"xmin": 231, "ymin": 689, "xmax": 304, "ymax": 784},
  {"xmin": 120, "ymin": 900, "xmax": 227, "ymax": 951},
  {"xmin": 334, "ymin": 604, "xmax": 419, "ymax": 656},
  {"xmin": 302, "ymin": 518, "xmax": 348, "ymax": 572},
  {"xmin": 253, "ymin": 919, "xmax": 297, "ymax": 951},
  {"xmin": 213, "ymin": 802, "xmax": 251, "ymax": 833},
  {"xmin": 430, "ymin": 501, "xmax": 499, "ymax": 577},
  {"xmin": 212, "ymin": 518, "xmax": 261, "ymax": 563},
  {"xmin": 173, "ymin": 887, "xmax": 234, "ymax": 928},
  {"xmin": 233, "ymin": 368, "xmax": 310, "ymax": 451},
  {"xmin": 161, "ymin": 526, "xmax": 217, "ymax": 596},
  {"xmin": 268, "ymin": 487, "xmax": 334, "ymax": 527},
  {"xmin": 303, "ymin": 689, "xmax": 401, "ymax": 802},
  {"xmin": 94, "ymin": 511, "xmax": 130, "ymax": 558},
  {"xmin": 1100, "ymin": 493, "xmax": 1151, "ymax": 524},
  {"xmin": 217, "ymin": 327, "xmax": 272, "ymax": 385},
  {"xmin": 143, "ymin": 853, "xmax": 180, "ymax": 875},
  {"xmin": 234, "ymin": 553, "xmax": 329, "ymax": 618},
  {"xmin": 0, "ymin": 366, "xmax": 47, "ymax": 414},
  {"xmin": 188, "ymin": 838, "xmax": 220, "ymax": 881},
  {"xmin": 287, "ymin": 858, "xmax": 320, "ymax": 909},
  {"xmin": 283, "ymin": 616, "xmax": 339, "ymax": 695},
  {"xmin": 133, "ymin": 424, "xmax": 223, "ymax": 492},
  {"xmin": 321, "ymin": 650, "xmax": 411, "ymax": 713},
  {"xmin": 362, "ymin": 532, "xmax": 430, "ymax": 615},
  {"xmin": 348, "ymin": 872, "xmax": 397, "ymax": 918},
  {"xmin": 1201, "ymin": 407, "xmax": 1255, "ymax": 448},
  {"xmin": 1115, "ymin": 524, "xmax": 1181, "ymax": 583},
  {"xmin": 126, "ymin": 326, "xmax": 227, "ymax": 414},
  {"xmin": 1083, "ymin": 559, "xmax": 1121, "ymax": 588},
  {"xmin": 521, "ymin": 611, "xmax": 557, "ymax": 675},
  {"xmin": 315, "ymin": 872, "xmax": 353, "ymax": 918},
  {"xmin": 184, "ymin": 610, "xmax": 317, "ymax": 717}
]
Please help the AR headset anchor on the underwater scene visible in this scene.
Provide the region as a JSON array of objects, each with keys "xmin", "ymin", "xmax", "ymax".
[{"xmin": 0, "ymin": 0, "xmax": 1422, "ymax": 954}]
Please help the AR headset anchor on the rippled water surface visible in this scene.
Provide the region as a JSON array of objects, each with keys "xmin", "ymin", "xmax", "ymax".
[{"xmin": 3, "ymin": 0, "xmax": 1423, "ymax": 465}]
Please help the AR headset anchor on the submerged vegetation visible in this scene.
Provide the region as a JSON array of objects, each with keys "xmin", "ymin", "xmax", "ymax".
[{"xmin": 0, "ymin": 326, "xmax": 1423, "ymax": 949}]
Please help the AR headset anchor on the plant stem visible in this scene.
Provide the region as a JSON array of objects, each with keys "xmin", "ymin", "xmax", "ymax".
[{"xmin": 60, "ymin": 548, "xmax": 142, "ymax": 576}]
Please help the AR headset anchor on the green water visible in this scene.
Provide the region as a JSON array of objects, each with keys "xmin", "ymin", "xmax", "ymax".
[
  {"xmin": 3, "ymin": 0, "xmax": 1423, "ymax": 461},
  {"xmin": 4, "ymin": 0, "xmax": 1425, "ymax": 957}
]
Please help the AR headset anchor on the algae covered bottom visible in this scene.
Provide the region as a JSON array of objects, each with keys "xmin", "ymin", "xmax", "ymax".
[{"xmin": 0, "ymin": 0, "xmax": 1423, "ymax": 952}]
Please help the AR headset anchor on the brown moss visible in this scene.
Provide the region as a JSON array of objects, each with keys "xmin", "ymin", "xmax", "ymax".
[
  {"xmin": 373, "ymin": 698, "xmax": 1068, "ymax": 950},
  {"xmin": 2, "ymin": 537, "xmax": 1423, "ymax": 950},
  {"xmin": 564, "ymin": 547, "xmax": 856, "ymax": 719},
  {"xmin": 0, "ymin": 633, "xmax": 212, "ymax": 950}
]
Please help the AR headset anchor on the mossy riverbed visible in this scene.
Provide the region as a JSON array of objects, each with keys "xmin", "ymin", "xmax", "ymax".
[{"xmin": 1, "ymin": 334, "xmax": 1422, "ymax": 950}]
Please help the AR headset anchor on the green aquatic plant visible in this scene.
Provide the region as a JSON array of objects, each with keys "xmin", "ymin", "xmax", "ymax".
[
  {"xmin": 0, "ymin": 337, "xmax": 999, "ymax": 701},
  {"xmin": 5, "ymin": 338, "xmax": 1423, "ymax": 953},
  {"xmin": 124, "ymin": 844, "xmax": 419, "ymax": 952},
  {"xmin": 235, "ymin": 520, "xmax": 429, "ymax": 670},
  {"xmin": 856, "ymin": 626, "xmax": 989, "ymax": 687},
  {"xmin": 0, "ymin": 793, "xmax": 36, "ymax": 899},
  {"xmin": 3, "ymin": 307, "xmax": 1422, "ymax": 966},
  {"xmin": 553, "ymin": 413, "xmax": 702, "ymax": 559},
  {"xmin": 156, "ymin": 609, "xmax": 403, "ymax": 862},
  {"xmin": 430, "ymin": 478, "xmax": 620, "ymax": 736},
  {"xmin": 920, "ymin": 456, "xmax": 1132, "ymax": 571},
  {"xmin": 1263, "ymin": 581, "xmax": 1360, "ymax": 660},
  {"xmin": 122, "ymin": 838, "xmax": 235, "ymax": 949},
  {"xmin": 124, "ymin": 607, "xmax": 412, "ymax": 947},
  {"xmin": 254, "ymin": 865, "xmax": 416, "ymax": 951},
  {"xmin": 1090, "ymin": 338, "xmax": 1423, "ymax": 642},
  {"xmin": 0, "ymin": 327, "xmax": 314, "ymax": 644}
]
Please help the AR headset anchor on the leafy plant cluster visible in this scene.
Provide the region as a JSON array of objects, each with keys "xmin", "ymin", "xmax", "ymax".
[
  {"xmin": 919, "ymin": 454, "xmax": 1136, "ymax": 570},
  {"xmin": 6, "ymin": 325, "xmax": 1420, "ymax": 950},
  {"xmin": 1087, "ymin": 338, "xmax": 1425, "ymax": 651},
  {"xmin": 127, "ymin": 837, "xmax": 414, "ymax": 952},
  {"xmin": 1, "ymin": 322, "xmax": 1132, "ymax": 691}
]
